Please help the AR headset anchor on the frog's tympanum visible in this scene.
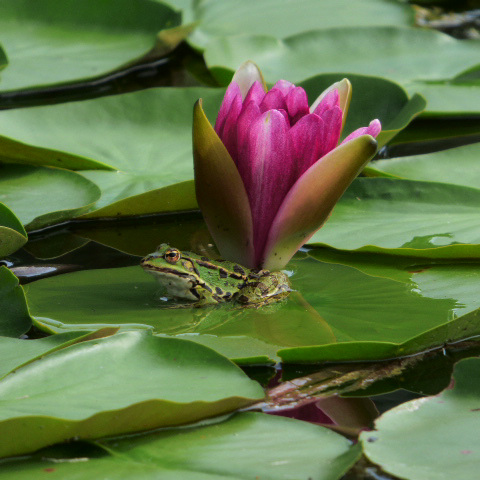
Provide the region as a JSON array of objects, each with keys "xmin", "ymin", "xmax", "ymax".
[{"xmin": 141, "ymin": 244, "xmax": 290, "ymax": 306}]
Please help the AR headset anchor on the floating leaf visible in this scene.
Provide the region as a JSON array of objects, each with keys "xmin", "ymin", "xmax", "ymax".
[
  {"xmin": 0, "ymin": 164, "xmax": 101, "ymax": 230},
  {"xmin": 310, "ymin": 178, "xmax": 480, "ymax": 258},
  {"xmin": 0, "ymin": 266, "xmax": 31, "ymax": 337},
  {"xmin": 0, "ymin": 331, "xmax": 264, "ymax": 458},
  {"xmin": 205, "ymin": 26, "xmax": 479, "ymax": 115},
  {"xmin": 365, "ymin": 143, "xmax": 480, "ymax": 190},
  {"xmin": 187, "ymin": 0, "xmax": 413, "ymax": 49},
  {"xmin": 0, "ymin": 413, "xmax": 360, "ymax": 479},
  {"xmin": 25, "ymin": 252, "xmax": 480, "ymax": 363},
  {"xmin": 0, "ymin": 0, "xmax": 181, "ymax": 93},
  {"xmin": 405, "ymin": 80, "xmax": 480, "ymax": 117},
  {"xmin": 361, "ymin": 358, "xmax": 480, "ymax": 480},
  {"xmin": 0, "ymin": 328, "xmax": 118, "ymax": 379},
  {"xmin": 0, "ymin": 87, "xmax": 222, "ymax": 211},
  {"xmin": 0, "ymin": 44, "xmax": 7, "ymax": 71},
  {"xmin": 0, "ymin": 202, "xmax": 27, "ymax": 257}
]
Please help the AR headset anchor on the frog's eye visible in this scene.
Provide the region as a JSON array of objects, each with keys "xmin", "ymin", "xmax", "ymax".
[{"xmin": 164, "ymin": 249, "xmax": 181, "ymax": 264}]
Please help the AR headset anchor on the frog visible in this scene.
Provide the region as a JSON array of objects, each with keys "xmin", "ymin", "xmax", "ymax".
[{"xmin": 140, "ymin": 244, "xmax": 290, "ymax": 306}]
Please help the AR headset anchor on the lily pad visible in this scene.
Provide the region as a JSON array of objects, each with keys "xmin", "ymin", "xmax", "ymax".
[
  {"xmin": 361, "ymin": 358, "xmax": 480, "ymax": 480},
  {"xmin": 25, "ymin": 251, "xmax": 480, "ymax": 363},
  {"xmin": 186, "ymin": 0, "xmax": 414, "ymax": 49},
  {"xmin": 0, "ymin": 202, "xmax": 27, "ymax": 257},
  {"xmin": 0, "ymin": 413, "xmax": 361, "ymax": 480},
  {"xmin": 309, "ymin": 178, "xmax": 480, "ymax": 258},
  {"xmin": 0, "ymin": 45, "xmax": 7, "ymax": 71},
  {"xmin": 0, "ymin": 266, "xmax": 31, "ymax": 337},
  {"xmin": 204, "ymin": 26, "xmax": 480, "ymax": 115},
  {"xmin": 0, "ymin": 87, "xmax": 222, "ymax": 213},
  {"xmin": 0, "ymin": 328, "xmax": 118, "ymax": 379},
  {"xmin": 365, "ymin": 143, "xmax": 480, "ymax": 190},
  {"xmin": 0, "ymin": 330, "xmax": 264, "ymax": 458},
  {"xmin": 0, "ymin": 0, "xmax": 181, "ymax": 93},
  {"xmin": 405, "ymin": 80, "xmax": 480, "ymax": 117},
  {"xmin": 0, "ymin": 164, "xmax": 101, "ymax": 230}
]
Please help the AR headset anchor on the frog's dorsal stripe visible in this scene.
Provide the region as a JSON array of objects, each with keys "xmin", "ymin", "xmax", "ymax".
[{"xmin": 195, "ymin": 259, "xmax": 247, "ymax": 281}]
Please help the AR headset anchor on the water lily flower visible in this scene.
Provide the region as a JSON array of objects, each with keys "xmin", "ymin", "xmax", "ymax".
[{"xmin": 193, "ymin": 62, "xmax": 381, "ymax": 270}]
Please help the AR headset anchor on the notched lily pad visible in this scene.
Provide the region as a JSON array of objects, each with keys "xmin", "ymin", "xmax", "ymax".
[
  {"xmin": 205, "ymin": 26, "xmax": 480, "ymax": 87},
  {"xmin": 360, "ymin": 357, "xmax": 480, "ymax": 480},
  {"xmin": 187, "ymin": 0, "xmax": 414, "ymax": 49}
]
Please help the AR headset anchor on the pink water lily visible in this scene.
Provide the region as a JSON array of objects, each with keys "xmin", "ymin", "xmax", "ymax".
[{"xmin": 193, "ymin": 62, "xmax": 381, "ymax": 270}]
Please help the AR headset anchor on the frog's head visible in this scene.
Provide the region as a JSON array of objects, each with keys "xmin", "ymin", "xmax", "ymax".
[
  {"xmin": 141, "ymin": 244, "xmax": 204, "ymax": 301},
  {"xmin": 141, "ymin": 244, "xmax": 198, "ymax": 277}
]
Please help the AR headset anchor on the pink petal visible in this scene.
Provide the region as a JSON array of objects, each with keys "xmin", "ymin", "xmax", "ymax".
[
  {"xmin": 259, "ymin": 88, "xmax": 287, "ymax": 113},
  {"xmin": 261, "ymin": 135, "xmax": 378, "ymax": 270},
  {"xmin": 236, "ymin": 100, "xmax": 262, "ymax": 168},
  {"xmin": 320, "ymin": 105, "xmax": 343, "ymax": 153},
  {"xmin": 342, "ymin": 119, "xmax": 382, "ymax": 144},
  {"xmin": 286, "ymin": 87, "xmax": 310, "ymax": 124},
  {"xmin": 214, "ymin": 82, "xmax": 242, "ymax": 138},
  {"xmin": 219, "ymin": 93, "xmax": 243, "ymax": 162},
  {"xmin": 289, "ymin": 113, "xmax": 326, "ymax": 176},
  {"xmin": 312, "ymin": 89, "xmax": 339, "ymax": 118},
  {"xmin": 243, "ymin": 81, "xmax": 266, "ymax": 108},
  {"xmin": 272, "ymin": 79, "xmax": 295, "ymax": 97},
  {"xmin": 242, "ymin": 110, "xmax": 295, "ymax": 264}
]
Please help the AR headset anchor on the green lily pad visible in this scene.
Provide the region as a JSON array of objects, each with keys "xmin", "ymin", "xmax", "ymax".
[
  {"xmin": 0, "ymin": 330, "xmax": 263, "ymax": 458},
  {"xmin": 0, "ymin": 266, "xmax": 31, "ymax": 337},
  {"xmin": 0, "ymin": 87, "xmax": 222, "ymax": 213},
  {"xmin": 365, "ymin": 143, "xmax": 480, "ymax": 190},
  {"xmin": 0, "ymin": 202, "xmax": 27, "ymax": 257},
  {"xmin": 309, "ymin": 178, "xmax": 480, "ymax": 258},
  {"xmin": 406, "ymin": 80, "xmax": 480, "ymax": 117},
  {"xmin": 0, "ymin": 413, "xmax": 361, "ymax": 480},
  {"xmin": 0, "ymin": 164, "xmax": 101, "ymax": 230},
  {"xmin": 0, "ymin": 328, "xmax": 118, "ymax": 379},
  {"xmin": 0, "ymin": 45, "xmax": 7, "ymax": 71},
  {"xmin": 361, "ymin": 358, "xmax": 480, "ymax": 480},
  {"xmin": 186, "ymin": 0, "xmax": 413, "ymax": 49},
  {"xmin": 0, "ymin": 0, "xmax": 181, "ymax": 93},
  {"xmin": 205, "ymin": 27, "xmax": 480, "ymax": 115},
  {"xmin": 25, "ymin": 250, "xmax": 480, "ymax": 363}
]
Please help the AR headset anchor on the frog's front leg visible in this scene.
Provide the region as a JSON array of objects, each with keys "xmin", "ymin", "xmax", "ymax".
[{"xmin": 191, "ymin": 282, "xmax": 229, "ymax": 306}]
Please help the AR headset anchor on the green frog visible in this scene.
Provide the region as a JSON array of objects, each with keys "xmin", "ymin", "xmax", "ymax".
[{"xmin": 141, "ymin": 244, "xmax": 290, "ymax": 306}]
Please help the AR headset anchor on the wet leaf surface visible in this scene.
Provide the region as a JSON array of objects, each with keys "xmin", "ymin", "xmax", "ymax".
[
  {"xmin": 0, "ymin": 413, "xmax": 361, "ymax": 480},
  {"xmin": 0, "ymin": 331, "xmax": 263, "ymax": 458},
  {"xmin": 0, "ymin": 0, "xmax": 181, "ymax": 93}
]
